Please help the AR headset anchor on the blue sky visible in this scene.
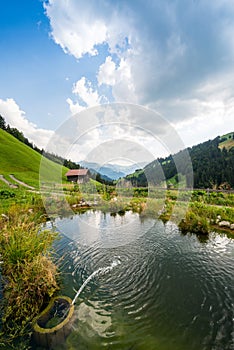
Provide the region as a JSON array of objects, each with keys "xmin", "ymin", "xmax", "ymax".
[{"xmin": 0, "ymin": 0, "xmax": 234, "ymax": 163}]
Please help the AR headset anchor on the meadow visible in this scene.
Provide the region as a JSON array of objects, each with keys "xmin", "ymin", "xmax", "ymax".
[{"xmin": 1, "ymin": 178, "xmax": 234, "ymax": 347}]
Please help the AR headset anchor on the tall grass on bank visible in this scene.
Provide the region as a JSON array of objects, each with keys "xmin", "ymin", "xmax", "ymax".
[
  {"xmin": 0, "ymin": 188, "xmax": 46, "ymax": 217},
  {"xmin": 179, "ymin": 209, "xmax": 210, "ymax": 235},
  {"xmin": 0, "ymin": 206, "xmax": 59, "ymax": 348}
]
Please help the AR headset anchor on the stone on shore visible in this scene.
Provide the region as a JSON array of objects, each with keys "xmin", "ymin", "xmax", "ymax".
[{"xmin": 218, "ymin": 220, "xmax": 231, "ymax": 228}]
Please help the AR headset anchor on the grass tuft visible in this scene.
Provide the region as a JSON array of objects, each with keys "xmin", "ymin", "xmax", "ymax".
[{"xmin": 0, "ymin": 208, "xmax": 59, "ymax": 347}]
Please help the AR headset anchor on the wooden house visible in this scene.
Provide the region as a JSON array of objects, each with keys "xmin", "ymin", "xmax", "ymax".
[{"xmin": 65, "ymin": 169, "xmax": 89, "ymax": 183}]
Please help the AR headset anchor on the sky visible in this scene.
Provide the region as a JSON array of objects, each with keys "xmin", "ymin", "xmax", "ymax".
[{"xmin": 0, "ymin": 0, "xmax": 234, "ymax": 165}]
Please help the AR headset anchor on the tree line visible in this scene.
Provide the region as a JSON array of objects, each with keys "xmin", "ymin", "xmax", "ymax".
[
  {"xmin": 0, "ymin": 115, "xmax": 114, "ymax": 185},
  {"xmin": 126, "ymin": 135, "xmax": 234, "ymax": 189},
  {"xmin": 0, "ymin": 115, "xmax": 79, "ymax": 169}
]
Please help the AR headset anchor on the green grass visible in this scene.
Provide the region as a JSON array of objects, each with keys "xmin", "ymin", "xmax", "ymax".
[
  {"xmin": 0, "ymin": 206, "xmax": 59, "ymax": 348},
  {"xmin": 0, "ymin": 187, "xmax": 45, "ymax": 215},
  {"xmin": 167, "ymin": 174, "xmax": 187, "ymax": 188},
  {"xmin": 219, "ymin": 138, "xmax": 234, "ymax": 151},
  {"xmin": 0, "ymin": 129, "xmax": 68, "ymax": 188},
  {"xmin": 219, "ymin": 132, "xmax": 234, "ymax": 150}
]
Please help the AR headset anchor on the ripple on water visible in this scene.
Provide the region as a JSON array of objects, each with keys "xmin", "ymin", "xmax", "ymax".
[{"xmin": 50, "ymin": 211, "xmax": 234, "ymax": 350}]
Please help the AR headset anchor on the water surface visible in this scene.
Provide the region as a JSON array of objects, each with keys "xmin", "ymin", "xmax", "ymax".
[{"xmin": 44, "ymin": 211, "xmax": 234, "ymax": 350}]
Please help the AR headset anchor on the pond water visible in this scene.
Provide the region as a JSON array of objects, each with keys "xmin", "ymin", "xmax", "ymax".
[{"xmin": 39, "ymin": 211, "xmax": 234, "ymax": 350}]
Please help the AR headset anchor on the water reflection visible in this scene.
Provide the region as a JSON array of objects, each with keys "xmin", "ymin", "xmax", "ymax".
[
  {"xmin": 54, "ymin": 210, "xmax": 155, "ymax": 248},
  {"xmin": 49, "ymin": 211, "xmax": 234, "ymax": 350}
]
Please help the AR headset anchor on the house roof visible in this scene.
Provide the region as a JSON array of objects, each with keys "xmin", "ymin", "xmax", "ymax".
[{"xmin": 65, "ymin": 169, "xmax": 88, "ymax": 177}]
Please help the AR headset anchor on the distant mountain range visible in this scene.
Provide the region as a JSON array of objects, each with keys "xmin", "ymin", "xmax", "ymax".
[
  {"xmin": 80, "ymin": 132, "xmax": 234, "ymax": 188},
  {"xmin": 1, "ymin": 111, "xmax": 234, "ymax": 190},
  {"xmin": 79, "ymin": 161, "xmax": 147, "ymax": 180}
]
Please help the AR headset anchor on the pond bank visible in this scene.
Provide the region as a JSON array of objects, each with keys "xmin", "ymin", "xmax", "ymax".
[
  {"xmin": 43, "ymin": 211, "xmax": 234, "ymax": 350},
  {"xmin": 0, "ymin": 188, "xmax": 234, "ymax": 347},
  {"xmin": 0, "ymin": 204, "xmax": 59, "ymax": 348}
]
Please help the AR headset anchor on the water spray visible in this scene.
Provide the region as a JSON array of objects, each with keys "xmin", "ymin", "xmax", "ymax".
[{"xmin": 72, "ymin": 258, "xmax": 121, "ymax": 305}]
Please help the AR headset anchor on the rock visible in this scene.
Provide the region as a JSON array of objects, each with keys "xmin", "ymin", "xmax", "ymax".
[
  {"xmin": 217, "ymin": 215, "xmax": 221, "ymax": 220},
  {"xmin": 1, "ymin": 213, "xmax": 9, "ymax": 220},
  {"xmin": 219, "ymin": 221, "xmax": 231, "ymax": 228},
  {"xmin": 230, "ymin": 224, "xmax": 234, "ymax": 230},
  {"xmin": 72, "ymin": 204, "xmax": 83, "ymax": 208}
]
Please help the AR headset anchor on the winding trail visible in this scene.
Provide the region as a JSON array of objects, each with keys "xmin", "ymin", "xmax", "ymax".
[
  {"xmin": 0, "ymin": 175, "xmax": 18, "ymax": 188},
  {"xmin": 9, "ymin": 174, "xmax": 35, "ymax": 190}
]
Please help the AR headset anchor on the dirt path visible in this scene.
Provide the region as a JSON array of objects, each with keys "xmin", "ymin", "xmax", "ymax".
[
  {"xmin": 0, "ymin": 175, "xmax": 18, "ymax": 189},
  {"xmin": 9, "ymin": 174, "xmax": 35, "ymax": 190}
]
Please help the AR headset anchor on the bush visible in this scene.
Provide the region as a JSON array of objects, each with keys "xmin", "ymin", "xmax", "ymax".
[
  {"xmin": 0, "ymin": 212, "xmax": 59, "ymax": 345},
  {"xmin": 179, "ymin": 210, "xmax": 210, "ymax": 235},
  {"xmin": 0, "ymin": 190, "xmax": 15, "ymax": 199}
]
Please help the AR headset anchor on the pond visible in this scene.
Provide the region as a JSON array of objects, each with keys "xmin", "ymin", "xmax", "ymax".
[{"xmin": 36, "ymin": 210, "xmax": 234, "ymax": 350}]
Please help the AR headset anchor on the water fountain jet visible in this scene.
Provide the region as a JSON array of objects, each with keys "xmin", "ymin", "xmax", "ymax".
[{"xmin": 32, "ymin": 259, "xmax": 120, "ymax": 348}]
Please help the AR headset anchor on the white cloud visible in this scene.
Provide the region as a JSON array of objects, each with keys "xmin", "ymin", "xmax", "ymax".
[
  {"xmin": 98, "ymin": 56, "xmax": 116, "ymax": 86},
  {"xmin": 174, "ymin": 78, "xmax": 234, "ymax": 147},
  {"xmin": 66, "ymin": 97, "xmax": 84, "ymax": 115},
  {"xmin": 72, "ymin": 77, "xmax": 100, "ymax": 107},
  {"xmin": 0, "ymin": 98, "xmax": 53, "ymax": 149},
  {"xmin": 67, "ymin": 77, "xmax": 102, "ymax": 115},
  {"xmin": 46, "ymin": 1, "xmax": 234, "ymax": 100},
  {"xmin": 48, "ymin": 104, "xmax": 185, "ymax": 164},
  {"xmin": 45, "ymin": 0, "xmax": 234, "ymax": 153},
  {"xmin": 98, "ymin": 55, "xmax": 136, "ymax": 103},
  {"xmin": 44, "ymin": 0, "xmax": 108, "ymax": 59}
]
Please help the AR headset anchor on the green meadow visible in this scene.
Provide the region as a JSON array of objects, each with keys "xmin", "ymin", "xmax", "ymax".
[
  {"xmin": 0, "ymin": 128, "xmax": 68, "ymax": 188},
  {"xmin": 0, "ymin": 128, "xmax": 234, "ymax": 348}
]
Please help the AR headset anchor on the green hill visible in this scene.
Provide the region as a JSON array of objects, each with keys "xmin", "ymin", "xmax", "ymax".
[
  {"xmin": 126, "ymin": 132, "xmax": 234, "ymax": 189},
  {"xmin": 0, "ymin": 128, "xmax": 68, "ymax": 188},
  {"xmin": 219, "ymin": 132, "xmax": 234, "ymax": 151}
]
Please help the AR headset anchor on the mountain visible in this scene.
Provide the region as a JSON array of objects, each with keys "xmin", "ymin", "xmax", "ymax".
[
  {"xmin": 79, "ymin": 161, "xmax": 147, "ymax": 180},
  {"xmin": 0, "ymin": 128, "xmax": 68, "ymax": 188},
  {"xmin": 125, "ymin": 132, "xmax": 234, "ymax": 189},
  {"xmin": 88, "ymin": 168, "xmax": 114, "ymax": 184}
]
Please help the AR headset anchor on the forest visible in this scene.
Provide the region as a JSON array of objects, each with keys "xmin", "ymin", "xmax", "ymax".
[{"xmin": 126, "ymin": 134, "xmax": 234, "ymax": 189}]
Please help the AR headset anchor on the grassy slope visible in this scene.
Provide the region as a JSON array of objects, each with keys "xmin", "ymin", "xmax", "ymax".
[
  {"xmin": 219, "ymin": 132, "xmax": 234, "ymax": 150},
  {"xmin": 0, "ymin": 129, "xmax": 68, "ymax": 188}
]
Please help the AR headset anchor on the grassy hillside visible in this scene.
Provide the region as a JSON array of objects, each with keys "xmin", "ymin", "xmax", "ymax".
[
  {"xmin": 219, "ymin": 132, "xmax": 234, "ymax": 151},
  {"xmin": 126, "ymin": 132, "xmax": 234, "ymax": 189},
  {"xmin": 0, "ymin": 129, "xmax": 68, "ymax": 188}
]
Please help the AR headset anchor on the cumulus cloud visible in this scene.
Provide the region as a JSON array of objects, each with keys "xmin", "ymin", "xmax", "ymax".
[
  {"xmin": 46, "ymin": 104, "xmax": 185, "ymax": 165},
  {"xmin": 0, "ymin": 98, "xmax": 53, "ymax": 149},
  {"xmin": 72, "ymin": 77, "xmax": 100, "ymax": 106},
  {"xmin": 45, "ymin": 0, "xmax": 234, "ymax": 103},
  {"xmin": 66, "ymin": 98, "xmax": 84, "ymax": 115},
  {"xmin": 98, "ymin": 56, "xmax": 136, "ymax": 103},
  {"xmin": 44, "ymin": 0, "xmax": 108, "ymax": 58},
  {"xmin": 66, "ymin": 76, "xmax": 103, "ymax": 115},
  {"xmin": 45, "ymin": 0, "xmax": 234, "ymax": 156},
  {"xmin": 174, "ymin": 76, "xmax": 234, "ymax": 147},
  {"xmin": 98, "ymin": 56, "xmax": 116, "ymax": 86}
]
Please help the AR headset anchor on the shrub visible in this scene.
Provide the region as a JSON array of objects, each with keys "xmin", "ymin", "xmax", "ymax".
[
  {"xmin": 0, "ymin": 213, "xmax": 59, "ymax": 345},
  {"xmin": 0, "ymin": 190, "xmax": 15, "ymax": 199},
  {"xmin": 179, "ymin": 210, "xmax": 210, "ymax": 235}
]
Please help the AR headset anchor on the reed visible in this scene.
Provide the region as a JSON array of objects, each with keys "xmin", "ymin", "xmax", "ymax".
[{"xmin": 0, "ymin": 207, "xmax": 59, "ymax": 347}]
